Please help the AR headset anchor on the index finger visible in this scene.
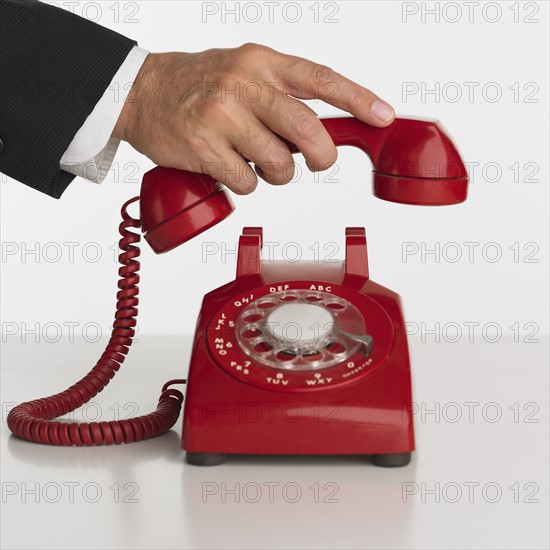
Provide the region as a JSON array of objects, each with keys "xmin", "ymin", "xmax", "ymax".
[{"xmin": 272, "ymin": 52, "xmax": 395, "ymax": 127}]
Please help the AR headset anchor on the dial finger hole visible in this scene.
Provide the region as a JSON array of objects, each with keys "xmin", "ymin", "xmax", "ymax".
[
  {"xmin": 326, "ymin": 340, "xmax": 347, "ymax": 356},
  {"xmin": 257, "ymin": 300, "xmax": 277, "ymax": 310},
  {"xmin": 304, "ymin": 293, "xmax": 323, "ymax": 302},
  {"xmin": 302, "ymin": 349, "xmax": 324, "ymax": 362},
  {"xmin": 241, "ymin": 326, "xmax": 262, "ymax": 339},
  {"xmin": 280, "ymin": 292, "xmax": 299, "ymax": 302},
  {"xmin": 254, "ymin": 341, "xmax": 273, "ymax": 353},
  {"xmin": 327, "ymin": 301, "xmax": 347, "ymax": 311},
  {"xmin": 275, "ymin": 349, "xmax": 297, "ymax": 362},
  {"xmin": 242, "ymin": 312, "xmax": 263, "ymax": 323}
]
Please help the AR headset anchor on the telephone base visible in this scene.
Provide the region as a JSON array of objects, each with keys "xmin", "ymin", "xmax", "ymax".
[{"xmin": 182, "ymin": 228, "xmax": 416, "ymax": 467}]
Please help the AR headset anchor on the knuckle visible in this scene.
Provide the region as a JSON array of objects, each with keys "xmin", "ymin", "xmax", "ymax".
[
  {"xmin": 293, "ymin": 113, "xmax": 320, "ymax": 141},
  {"xmin": 310, "ymin": 63, "xmax": 336, "ymax": 87},
  {"xmin": 238, "ymin": 42, "xmax": 264, "ymax": 58},
  {"xmin": 268, "ymin": 148, "xmax": 293, "ymax": 171},
  {"xmin": 348, "ymin": 87, "xmax": 367, "ymax": 110}
]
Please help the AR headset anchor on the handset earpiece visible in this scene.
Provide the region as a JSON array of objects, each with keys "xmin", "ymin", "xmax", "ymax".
[{"xmin": 282, "ymin": 116, "xmax": 468, "ymax": 205}]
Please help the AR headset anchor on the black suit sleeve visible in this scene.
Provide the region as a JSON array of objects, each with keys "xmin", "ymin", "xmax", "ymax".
[{"xmin": 0, "ymin": 0, "xmax": 137, "ymax": 198}]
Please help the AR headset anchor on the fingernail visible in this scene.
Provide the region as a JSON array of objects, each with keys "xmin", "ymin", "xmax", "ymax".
[{"xmin": 371, "ymin": 100, "xmax": 395, "ymax": 122}]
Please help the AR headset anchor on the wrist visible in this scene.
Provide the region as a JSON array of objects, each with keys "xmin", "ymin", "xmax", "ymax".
[
  {"xmin": 112, "ymin": 92, "xmax": 131, "ymax": 142},
  {"xmin": 112, "ymin": 52, "xmax": 158, "ymax": 143}
]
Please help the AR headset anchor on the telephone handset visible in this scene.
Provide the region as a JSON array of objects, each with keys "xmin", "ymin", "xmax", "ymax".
[
  {"xmin": 140, "ymin": 116, "xmax": 467, "ymax": 253},
  {"xmin": 8, "ymin": 116, "xmax": 468, "ymax": 464}
]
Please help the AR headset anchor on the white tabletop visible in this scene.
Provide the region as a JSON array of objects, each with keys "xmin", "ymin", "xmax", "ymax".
[{"xmin": 1, "ymin": 335, "xmax": 548, "ymax": 549}]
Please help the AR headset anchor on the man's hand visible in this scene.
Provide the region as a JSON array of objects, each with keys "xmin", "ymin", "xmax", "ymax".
[{"xmin": 113, "ymin": 43, "xmax": 395, "ymax": 194}]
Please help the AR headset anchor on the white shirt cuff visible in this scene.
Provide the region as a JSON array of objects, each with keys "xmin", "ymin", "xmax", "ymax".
[{"xmin": 60, "ymin": 46, "xmax": 149, "ymax": 183}]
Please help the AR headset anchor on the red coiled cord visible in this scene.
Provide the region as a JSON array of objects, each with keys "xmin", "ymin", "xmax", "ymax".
[{"xmin": 7, "ymin": 197, "xmax": 186, "ymax": 446}]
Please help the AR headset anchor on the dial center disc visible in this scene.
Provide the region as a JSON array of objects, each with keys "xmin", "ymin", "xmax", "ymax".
[{"xmin": 265, "ymin": 303, "xmax": 335, "ymax": 348}]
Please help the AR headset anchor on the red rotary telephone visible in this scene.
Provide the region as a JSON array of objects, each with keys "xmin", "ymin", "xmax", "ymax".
[{"xmin": 8, "ymin": 116, "xmax": 468, "ymax": 467}]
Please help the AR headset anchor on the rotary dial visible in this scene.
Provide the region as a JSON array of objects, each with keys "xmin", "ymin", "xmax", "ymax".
[{"xmin": 236, "ymin": 290, "xmax": 369, "ymax": 371}]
